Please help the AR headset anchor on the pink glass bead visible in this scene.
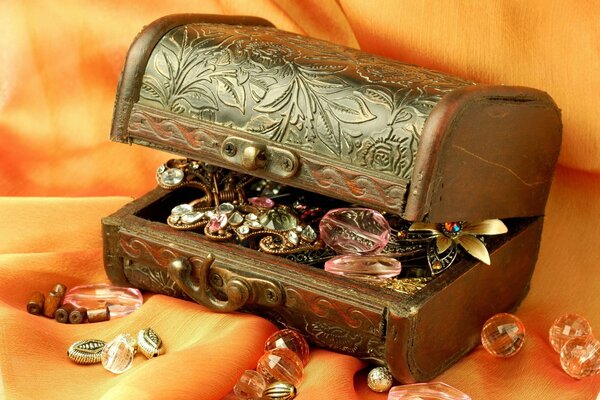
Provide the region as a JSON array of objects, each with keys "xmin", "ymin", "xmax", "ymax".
[
  {"xmin": 207, "ymin": 213, "xmax": 228, "ymax": 233},
  {"xmin": 264, "ymin": 329, "xmax": 310, "ymax": 366},
  {"xmin": 233, "ymin": 370, "xmax": 267, "ymax": 399},
  {"xmin": 549, "ymin": 313, "xmax": 593, "ymax": 353},
  {"xmin": 249, "ymin": 196, "xmax": 275, "ymax": 209},
  {"xmin": 324, "ymin": 254, "xmax": 401, "ymax": 279},
  {"xmin": 481, "ymin": 313, "xmax": 525, "ymax": 357},
  {"xmin": 319, "ymin": 208, "xmax": 390, "ymax": 255},
  {"xmin": 560, "ymin": 336, "xmax": 600, "ymax": 379},
  {"xmin": 256, "ymin": 348, "xmax": 304, "ymax": 386},
  {"xmin": 64, "ymin": 284, "xmax": 143, "ymax": 318},
  {"xmin": 388, "ymin": 382, "xmax": 471, "ymax": 400}
]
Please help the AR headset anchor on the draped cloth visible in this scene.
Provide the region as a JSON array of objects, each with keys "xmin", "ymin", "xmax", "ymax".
[{"xmin": 0, "ymin": 1, "xmax": 598, "ymax": 399}]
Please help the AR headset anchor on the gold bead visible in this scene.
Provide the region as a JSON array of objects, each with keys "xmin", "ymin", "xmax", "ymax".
[
  {"xmin": 67, "ymin": 339, "xmax": 106, "ymax": 364},
  {"xmin": 137, "ymin": 328, "xmax": 163, "ymax": 359},
  {"xmin": 263, "ymin": 381, "xmax": 297, "ymax": 400},
  {"xmin": 367, "ymin": 366, "xmax": 393, "ymax": 392}
]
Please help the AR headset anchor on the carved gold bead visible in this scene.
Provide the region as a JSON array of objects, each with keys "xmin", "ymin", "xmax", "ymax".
[
  {"xmin": 367, "ymin": 366, "xmax": 394, "ymax": 392},
  {"xmin": 262, "ymin": 381, "xmax": 297, "ymax": 400},
  {"xmin": 67, "ymin": 339, "xmax": 106, "ymax": 364},
  {"xmin": 137, "ymin": 327, "xmax": 163, "ymax": 359}
]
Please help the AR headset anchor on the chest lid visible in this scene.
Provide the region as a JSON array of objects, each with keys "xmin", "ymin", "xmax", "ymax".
[{"xmin": 111, "ymin": 14, "xmax": 561, "ymax": 222}]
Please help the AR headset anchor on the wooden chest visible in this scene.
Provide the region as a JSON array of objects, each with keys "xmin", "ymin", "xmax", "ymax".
[{"xmin": 103, "ymin": 14, "xmax": 561, "ymax": 383}]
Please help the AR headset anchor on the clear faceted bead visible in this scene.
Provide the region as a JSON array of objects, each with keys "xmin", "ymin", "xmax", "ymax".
[
  {"xmin": 319, "ymin": 208, "xmax": 390, "ymax": 255},
  {"xmin": 101, "ymin": 334, "xmax": 137, "ymax": 374},
  {"xmin": 264, "ymin": 329, "xmax": 310, "ymax": 366},
  {"xmin": 324, "ymin": 254, "xmax": 401, "ymax": 279},
  {"xmin": 549, "ymin": 314, "xmax": 593, "ymax": 353},
  {"xmin": 64, "ymin": 284, "xmax": 143, "ymax": 318},
  {"xmin": 388, "ymin": 382, "xmax": 471, "ymax": 400},
  {"xmin": 256, "ymin": 348, "xmax": 304, "ymax": 386},
  {"xmin": 481, "ymin": 313, "xmax": 525, "ymax": 357},
  {"xmin": 560, "ymin": 336, "xmax": 600, "ymax": 379},
  {"xmin": 233, "ymin": 369, "xmax": 266, "ymax": 399}
]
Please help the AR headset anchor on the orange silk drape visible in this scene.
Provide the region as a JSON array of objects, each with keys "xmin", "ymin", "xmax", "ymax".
[{"xmin": 0, "ymin": 1, "xmax": 599, "ymax": 399}]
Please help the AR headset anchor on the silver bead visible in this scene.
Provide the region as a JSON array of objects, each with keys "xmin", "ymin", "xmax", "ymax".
[
  {"xmin": 67, "ymin": 339, "xmax": 105, "ymax": 364},
  {"xmin": 137, "ymin": 328, "xmax": 163, "ymax": 359},
  {"xmin": 263, "ymin": 381, "xmax": 297, "ymax": 399},
  {"xmin": 367, "ymin": 366, "xmax": 393, "ymax": 392}
]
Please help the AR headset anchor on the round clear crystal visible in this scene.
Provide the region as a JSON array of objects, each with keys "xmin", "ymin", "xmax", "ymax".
[{"xmin": 159, "ymin": 168, "xmax": 184, "ymax": 186}]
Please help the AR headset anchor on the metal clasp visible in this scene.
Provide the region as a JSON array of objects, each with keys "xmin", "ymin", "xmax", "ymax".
[{"xmin": 221, "ymin": 137, "xmax": 299, "ymax": 179}]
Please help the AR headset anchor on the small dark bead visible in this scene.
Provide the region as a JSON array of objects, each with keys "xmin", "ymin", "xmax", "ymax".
[
  {"xmin": 55, "ymin": 303, "xmax": 76, "ymax": 323},
  {"xmin": 69, "ymin": 307, "xmax": 87, "ymax": 324},
  {"xmin": 87, "ymin": 306, "xmax": 110, "ymax": 323},
  {"xmin": 52, "ymin": 283, "xmax": 67, "ymax": 296},
  {"xmin": 43, "ymin": 290, "xmax": 65, "ymax": 319},
  {"xmin": 27, "ymin": 292, "xmax": 45, "ymax": 315}
]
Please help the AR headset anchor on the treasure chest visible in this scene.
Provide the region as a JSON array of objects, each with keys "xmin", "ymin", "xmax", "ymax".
[{"xmin": 103, "ymin": 14, "xmax": 562, "ymax": 382}]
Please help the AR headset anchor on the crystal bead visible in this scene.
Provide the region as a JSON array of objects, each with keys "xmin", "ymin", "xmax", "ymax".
[
  {"xmin": 319, "ymin": 208, "xmax": 390, "ymax": 254},
  {"xmin": 264, "ymin": 329, "xmax": 310, "ymax": 366},
  {"xmin": 560, "ymin": 336, "xmax": 600, "ymax": 379},
  {"xmin": 301, "ymin": 226, "xmax": 317, "ymax": 242},
  {"xmin": 64, "ymin": 284, "xmax": 143, "ymax": 318},
  {"xmin": 367, "ymin": 366, "xmax": 393, "ymax": 392},
  {"xmin": 249, "ymin": 197, "xmax": 275, "ymax": 209},
  {"xmin": 324, "ymin": 254, "xmax": 401, "ymax": 279},
  {"xmin": 259, "ymin": 209, "xmax": 299, "ymax": 231},
  {"xmin": 549, "ymin": 314, "xmax": 593, "ymax": 353},
  {"xmin": 481, "ymin": 313, "xmax": 525, "ymax": 357},
  {"xmin": 256, "ymin": 348, "xmax": 304, "ymax": 386},
  {"xmin": 388, "ymin": 382, "xmax": 471, "ymax": 400},
  {"xmin": 101, "ymin": 334, "xmax": 137, "ymax": 374},
  {"xmin": 233, "ymin": 370, "xmax": 266, "ymax": 399},
  {"xmin": 158, "ymin": 168, "xmax": 184, "ymax": 186},
  {"xmin": 181, "ymin": 211, "xmax": 204, "ymax": 224},
  {"xmin": 207, "ymin": 214, "xmax": 228, "ymax": 233},
  {"xmin": 171, "ymin": 204, "xmax": 193, "ymax": 216}
]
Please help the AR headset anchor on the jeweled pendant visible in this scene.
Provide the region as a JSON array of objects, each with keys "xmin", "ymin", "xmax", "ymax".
[
  {"xmin": 388, "ymin": 382, "xmax": 471, "ymax": 399},
  {"xmin": 319, "ymin": 208, "xmax": 390, "ymax": 255},
  {"xmin": 324, "ymin": 254, "xmax": 401, "ymax": 279},
  {"xmin": 64, "ymin": 284, "xmax": 143, "ymax": 318},
  {"xmin": 101, "ymin": 334, "xmax": 137, "ymax": 374},
  {"xmin": 549, "ymin": 314, "xmax": 593, "ymax": 353}
]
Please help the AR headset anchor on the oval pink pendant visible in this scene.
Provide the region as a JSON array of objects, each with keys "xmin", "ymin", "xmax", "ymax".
[{"xmin": 64, "ymin": 284, "xmax": 143, "ymax": 318}]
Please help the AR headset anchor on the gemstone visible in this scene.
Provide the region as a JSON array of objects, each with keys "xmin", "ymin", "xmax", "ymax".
[
  {"xmin": 288, "ymin": 231, "xmax": 299, "ymax": 245},
  {"xmin": 171, "ymin": 204, "xmax": 193, "ymax": 216},
  {"xmin": 237, "ymin": 226, "xmax": 250, "ymax": 235},
  {"xmin": 324, "ymin": 254, "xmax": 401, "ymax": 279},
  {"xmin": 549, "ymin": 314, "xmax": 593, "ymax": 353},
  {"xmin": 264, "ymin": 329, "xmax": 310, "ymax": 366},
  {"xmin": 443, "ymin": 221, "xmax": 462, "ymax": 236},
  {"xmin": 101, "ymin": 334, "xmax": 137, "ymax": 374},
  {"xmin": 560, "ymin": 336, "xmax": 600, "ymax": 379},
  {"xmin": 259, "ymin": 209, "xmax": 299, "ymax": 231},
  {"xmin": 156, "ymin": 165, "xmax": 166, "ymax": 174},
  {"xmin": 388, "ymin": 382, "xmax": 471, "ymax": 400},
  {"xmin": 249, "ymin": 197, "xmax": 275, "ymax": 209},
  {"xmin": 263, "ymin": 381, "xmax": 297, "ymax": 400},
  {"xmin": 64, "ymin": 284, "xmax": 143, "ymax": 318},
  {"xmin": 229, "ymin": 211, "xmax": 244, "ymax": 226},
  {"xmin": 481, "ymin": 313, "xmax": 526, "ymax": 357},
  {"xmin": 319, "ymin": 208, "xmax": 390, "ymax": 254},
  {"xmin": 301, "ymin": 225, "xmax": 317, "ymax": 242},
  {"xmin": 367, "ymin": 366, "xmax": 393, "ymax": 392},
  {"xmin": 247, "ymin": 220, "xmax": 262, "ymax": 229},
  {"xmin": 233, "ymin": 369, "xmax": 266, "ymax": 399},
  {"xmin": 206, "ymin": 210, "xmax": 216, "ymax": 219},
  {"xmin": 158, "ymin": 168, "xmax": 184, "ymax": 186},
  {"xmin": 245, "ymin": 213, "xmax": 258, "ymax": 221},
  {"xmin": 207, "ymin": 214, "xmax": 228, "ymax": 233},
  {"xmin": 180, "ymin": 211, "xmax": 204, "ymax": 224},
  {"xmin": 218, "ymin": 202, "xmax": 235, "ymax": 214},
  {"xmin": 256, "ymin": 348, "xmax": 304, "ymax": 386}
]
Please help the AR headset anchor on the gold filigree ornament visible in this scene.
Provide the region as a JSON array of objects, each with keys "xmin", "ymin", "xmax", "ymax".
[
  {"xmin": 137, "ymin": 328, "xmax": 163, "ymax": 359},
  {"xmin": 409, "ymin": 219, "xmax": 508, "ymax": 275},
  {"xmin": 67, "ymin": 339, "xmax": 106, "ymax": 364}
]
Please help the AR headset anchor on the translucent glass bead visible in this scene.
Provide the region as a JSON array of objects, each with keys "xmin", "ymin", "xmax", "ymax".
[
  {"xmin": 249, "ymin": 197, "xmax": 275, "ymax": 209},
  {"xmin": 257, "ymin": 348, "xmax": 304, "ymax": 386},
  {"xmin": 324, "ymin": 254, "xmax": 401, "ymax": 279},
  {"xmin": 560, "ymin": 336, "xmax": 600, "ymax": 379},
  {"xmin": 264, "ymin": 329, "xmax": 310, "ymax": 366},
  {"xmin": 101, "ymin": 334, "xmax": 137, "ymax": 374},
  {"xmin": 549, "ymin": 314, "xmax": 593, "ymax": 353},
  {"xmin": 481, "ymin": 313, "xmax": 525, "ymax": 357},
  {"xmin": 64, "ymin": 284, "xmax": 143, "ymax": 318},
  {"xmin": 388, "ymin": 382, "xmax": 471, "ymax": 400},
  {"xmin": 233, "ymin": 370, "xmax": 266, "ymax": 399},
  {"xmin": 319, "ymin": 208, "xmax": 390, "ymax": 255}
]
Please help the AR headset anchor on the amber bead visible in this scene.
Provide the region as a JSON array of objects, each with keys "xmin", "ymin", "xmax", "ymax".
[
  {"xmin": 87, "ymin": 306, "xmax": 110, "ymax": 323},
  {"xmin": 69, "ymin": 307, "xmax": 87, "ymax": 324},
  {"xmin": 481, "ymin": 313, "xmax": 525, "ymax": 357},
  {"xmin": 233, "ymin": 369, "xmax": 266, "ymax": 399},
  {"xmin": 55, "ymin": 303, "xmax": 76, "ymax": 323},
  {"xmin": 264, "ymin": 329, "xmax": 310, "ymax": 366},
  {"xmin": 26, "ymin": 291, "xmax": 45, "ymax": 315},
  {"xmin": 257, "ymin": 348, "xmax": 304, "ymax": 386},
  {"xmin": 43, "ymin": 284, "xmax": 67, "ymax": 318}
]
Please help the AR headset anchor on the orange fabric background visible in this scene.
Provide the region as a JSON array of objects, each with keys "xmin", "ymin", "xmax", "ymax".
[{"xmin": 0, "ymin": 1, "xmax": 599, "ymax": 399}]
